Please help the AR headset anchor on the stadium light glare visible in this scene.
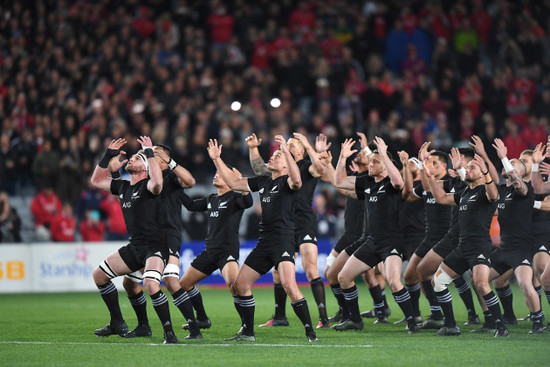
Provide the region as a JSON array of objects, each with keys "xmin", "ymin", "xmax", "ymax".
[
  {"xmin": 270, "ymin": 98, "xmax": 281, "ymax": 108},
  {"xmin": 230, "ymin": 101, "xmax": 241, "ymax": 111}
]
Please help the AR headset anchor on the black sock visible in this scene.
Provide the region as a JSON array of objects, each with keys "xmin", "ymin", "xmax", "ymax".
[
  {"xmin": 421, "ymin": 280, "xmax": 443, "ymax": 320},
  {"xmin": 368, "ymin": 285, "xmax": 385, "ymax": 316},
  {"xmin": 128, "ymin": 291, "xmax": 148, "ymax": 325},
  {"xmin": 342, "ymin": 285, "xmax": 362, "ymax": 323},
  {"xmin": 188, "ymin": 287, "xmax": 208, "ymax": 321},
  {"xmin": 483, "ymin": 291, "xmax": 504, "ymax": 327},
  {"xmin": 495, "ymin": 285, "xmax": 515, "ymax": 319},
  {"xmin": 381, "ymin": 288, "xmax": 389, "ymax": 309},
  {"xmin": 531, "ymin": 309, "xmax": 544, "ymax": 326},
  {"xmin": 453, "ymin": 276, "xmax": 477, "ymax": 317},
  {"xmin": 233, "ymin": 296, "xmax": 244, "ymax": 325},
  {"xmin": 239, "ymin": 295, "xmax": 255, "ymax": 336},
  {"xmin": 436, "ymin": 288, "xmax": 456, "ymax": 328},
  {"xmin": 274, "ymin": 283, "xmax": 287, "ymax": 319},
  {"xmin": 393, "ymin": 287, "xmax": 415, "ymax": 326},
  {"xmin": 310, "ymin": 277, "xmax": 328, "ymax": 321},
  {"xmin": 406, "ymin": 283, "xmax": 421, "ymax": 317},
  {"xmin": 291, "ymin": 297, "xmax": 314, "ymax": 334},
  {"xmin": 172, "ymin": 288, "xmax": 198, "ymax": 332},
  {"xmin": 545, "ymin": 290, "xmax": 550, "ymax": 307},
  {"xmin": 330, "ymin": 284, "xmax": 348, "ymax": 317},
  {"xmin": 150, "ymin": 290, "xmax": 173, "ymax": 333},
  {"xmin": 98, "ymin": 281, "xmax": 124, "ymax": 324},
  {"xmin": 534, "ymin": 285, "xmax": 542, "ymax": 307},
  {"xmin": 483, "ymin": 310, "xmax": 496, "ymax": 328}
]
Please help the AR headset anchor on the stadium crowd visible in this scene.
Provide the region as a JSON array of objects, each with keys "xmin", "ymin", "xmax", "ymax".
[{"xmin": 2, "ymin": 0, "xmax": 550, "ymax": 241}]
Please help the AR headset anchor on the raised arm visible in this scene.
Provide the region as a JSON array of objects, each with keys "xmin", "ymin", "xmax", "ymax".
[
  {"xmin": 473, "ymin": 154, "xmax": 498, "ymax": 202},
  {"xmin": 334, "ymin": 138, "xmax": 359, "ymax": 190},
  {"xmin": 398, "ymin": 151, "xmax": 414, "ymax": 200},
  {"xmin": 374, "ymin": 136, "xmax": 403, "ymax": 189},
  {"xmin": 180, "ymin": 192, "xmax": 208, "ymax": 212},
  {"xmin": 154, "ymin": 148, "xmax": 196, "ymax": 188},
  {"xmin": 531, "ymin": 142, "xmax": 550, "ymax": 194},
  {"xmin": 425, "ymin": 156, "xmax": 457, "ymax": 206},
  {"xmin": 275, "ymin": 135, "xmax": 301, "ymax": 190},
  {"xmin": 137, "ymin": 136, "xmax": 163, "ymax": 195},
  {"xmin": 294, "ymin": 132, "xmax": 325, "ymax": 178},
  {"xmin": 492, "ymin": 138, "xmax": 527, "ymax": 196},
  {"xmin": 450, "ymin": 147, "xmax": 466, "ymax": 181},
  {"xmin": 470, "ymin": 135, "xmax": 500, "ymax": 185},
  {"xmin": 90, "ymin": 138, "xmax": 127, "ymax": 193},
  {"xmin": 534, "ymin": 195, "xmax": 550, "ymax": 211},
  {"xmin": 208, "ymin": 139, "xmax": 251, "ymax": 192},
  {"xmin": 246, "ymin": 133, "xmax": 271, "ymax": 177}
]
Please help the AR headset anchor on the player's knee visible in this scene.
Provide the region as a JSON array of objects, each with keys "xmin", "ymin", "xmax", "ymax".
[
  {"xmin": 386, "ymin": 277, "xmax": 403, "ymax": 292},
  {"xmin": 337, "ymin": 272, "xmax": 352, "ymax": 288},
  {"xmin": 92, "ymin": 267, "xmax": 108, "ymax": 285},
  {"xmin": 472, "ymin": 277, "xmax": 489, "ymax": 295},
  {"xmin": 403, "ymin": 268, "xmax": 417, "ymax": 285},
  {"xmin": 163, "ymin": 277, "xmax": 180, "ymax": 294},
  {"xmin": 433, "ymin": 266, "xmax": 453, "ymax": 292}
]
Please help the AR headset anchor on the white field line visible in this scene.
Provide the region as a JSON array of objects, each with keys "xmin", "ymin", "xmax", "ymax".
[{"xmin": 1, "ymin": 340, "xmax": 373, "ymax": 348}]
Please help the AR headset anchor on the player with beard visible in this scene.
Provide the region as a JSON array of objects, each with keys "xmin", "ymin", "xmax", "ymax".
[
  {"xmin": 333, "ymin": 137, "xmax": 420, "ymax": 334},
  {"xmin": 485, "ymin": 139, "xmax": 544, "ymax": 334},
  {"xmin": 426, "ymin": 147, "xmax": 509, "ymax": 337},
  {"xmin": 90, "ymin": 137, "xmax": 179, "ymax": 344},
  {"xmin": 208, "ymin": 137, "xmax": 318, "ymax": 342},
  {"xmin": 246, "ymin": 132, "xmax": 328, "ymax": 328}
]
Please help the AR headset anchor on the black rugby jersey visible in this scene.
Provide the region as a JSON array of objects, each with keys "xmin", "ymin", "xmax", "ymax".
[
  {"xmin": 400, "ymin": 181, "xmax": 425, "ymax": 236},
  {"xmin": 356, "ymin": 175, "xmax": 402, "ymax": 240},
  {"xmin": 182, "ymin": 191, "xmax": 253, "ymax": 250},
  {"xmin": 248, "ymin": 174, "xmax": 297, "ymax": 237},
  {"xmin": 343, "ymin": 172, "xmax": 368, "ymax": 237},
  {"xmin": 446, "ymin": 177, "xmax": 467, "ymax": 239},
  {"xmin": 111, "ymin": 178, "xmax": 161, "ymax": 245},
  {"xmin": 294, "ymin": 159, "xmax": 319, "ymax": 229},
  {"xmin": 158, "ymin": 169, "xmax": 185, "ymax": 238},
  {"xmin": 413, "ymin": 175, "xmax": 453, "ymax": 239},
  {"xmin": 453, "ymin": 184, "xmax": 497, "ymax": 249},
  {"xmin": 497, "ymin": 183, "xmax": 534, "ymax": 247}
]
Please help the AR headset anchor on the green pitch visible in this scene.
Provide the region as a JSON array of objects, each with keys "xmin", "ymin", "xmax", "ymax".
[{"xmin": 1, "ymin": 284, "xmax": 548, "ymax": 367}]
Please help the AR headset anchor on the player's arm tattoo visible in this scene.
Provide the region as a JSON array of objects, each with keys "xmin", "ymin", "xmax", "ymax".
[
  {"xmin": 250, "ymin": 157, "xmax": 271, "ymax": 176},
  {"xmin": 509, "ymin": 169, "xmax": 528, "ymax": 196},
  {"xmin": 336, "ymin": 187, "xmax": 358, "ymax": 199}
]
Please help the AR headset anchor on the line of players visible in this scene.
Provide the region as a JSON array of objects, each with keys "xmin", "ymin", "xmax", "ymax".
[{"xmin": 89, "ymin": 132, "xmax": 550, "ymax": 344}]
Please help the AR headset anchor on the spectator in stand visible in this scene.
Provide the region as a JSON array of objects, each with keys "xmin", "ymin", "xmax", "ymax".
[
  {"xmin": 288, "ymin": 1, "xmax": 315, "ymax": 33},
  {"xmin": 30, "ymin": 182, "xmax": 63, "ymax": 242},
  {"xmin": 458, "ymin": 75, "xmax": 482, "ymax": 119},
  {"xmin": 507, "ymin": 79, "xmax": 531, "ymax": 127},
  {"xmin": 207, "ymin": 3, "xmax": 235, "ymax": 47},
  {"xmin": 31, "ymin": 139, "xmax": 59, "ymax": 191},
  {"xmin": 402, "ymin": 44, "xmax": 427, "ymax": 82},
  {"xmin": 520, "ymin": 115, "xmax": 547, "ymax": 149},
  {"xmin": 0, "ymin": 191, "xmax": 22, "ymax": 243},
  {"xmin": 98, "ymin": 194, "xmax": 128, "ymax": 241},
  {"xmin": 50, "ymin": 202, "xmax": 76, "ymax": 242},
  {"xmin": 502, "ymin": 118, "xmax": 528, "ymax": 159},
  {"xmin": 422, "ymin": 87, "xmax": 449, "ymax": 119},
  {"xmin": 79, "ymin": 209, "xmax": 105, "ymax": 242},
  {"xmin": 0, "ymin": 133, "xmax": 17, "ymax": 195}
]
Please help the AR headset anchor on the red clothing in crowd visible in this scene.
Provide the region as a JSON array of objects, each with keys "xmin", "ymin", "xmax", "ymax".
[
  {"xmin": 458, "ymin": 84, "xmax": 482, "ymax": 118},
  {"xmin": 50, "ymin": 214, "xmax": 76, "ymax": 242},
  {"xmin": 99, "ymin": 196, "xmax": 127, "ymax": 235},
  {"xmin": 519, "ymin": 125, "xmax": 546, "ymax": 148},
  {"xmin": 30, "ymin": 190, "xmax": 62, "ymax": 227},
  {"xmin": 251, "ymin": 37, "xmax": 271, "ymax": 70},
  {"xmin": 502, "ymin": 133, "xmax": 527, "ymax": 159},
  {"xmin": 207, "ymin": 13, "xmax": 235, "ymax": 43},
  {"xmin": 80, "ymin": 219, "xmax": 105, "ymax": 242},
  {"xmin": 506, "ymin": 92, "xmax": 530, "ymax": 127},
  {"xmin": 288, "ymin": 7, "xmax": 315, "ymax": 32},
  {"xmin": 470, "ymin": 9, "xmax": 491, "ymax": 44}
]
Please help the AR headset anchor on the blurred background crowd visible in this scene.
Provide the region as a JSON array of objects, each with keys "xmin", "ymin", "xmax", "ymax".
[{"xmin": 1, "ymin": 0, "xmax": 550, "ymax": 243}]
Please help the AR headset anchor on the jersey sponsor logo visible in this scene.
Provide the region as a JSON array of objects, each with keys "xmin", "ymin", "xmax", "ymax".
[
  {"xmin": 497, "ymin": 203, "xmax": 505, "ymax": 210},
  {"xmin": 369, "ymin": 196, "xmax": 378, "ymax": 202},
  {"xmin": 227, "ymin": 255, "xmax": 235, "ymax": 261},
  {"xmin": 426, "ymin": 198, "xmax": 436, "ymax": 204},
  {"xmin": 282, "ymin": 251, "xmax": 291, "ymax": 257},
  {"xmin": 218, "ymin": 201, "xmax": 228, "ymax": 209},
  {"xmin": 122, "ymin": 202, "xmax": 131, "ymax": 208},
  {"xmin": 459, "ymin": 205, "xmax": 467, "ymax": 211},
  {"xmin": 262, "ymin": 197, "xmax": 271, "ymax": 203},
  {"xmin": 210, "ymin": 211, "xmax": 219, "ymax": 217},
  {"xmin": 477, "ymin": 254, "xmax": 486, "ymax": 260},
  {"xmin": 522, "ymin": 259, "xmax": 531, "ymax": 265}
]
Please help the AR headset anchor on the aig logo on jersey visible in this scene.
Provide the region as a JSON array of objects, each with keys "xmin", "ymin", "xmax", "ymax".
[
  {"xmin": 122, "ymin": 201, "xmax": 131, "ymax": 209},
  {"xmin": 210, "ymin": 211, "xmax": 219, "ymax": 217},
  {"xmin": 369, "ymin": 196, "xmax": 378, "ymax": 202}
]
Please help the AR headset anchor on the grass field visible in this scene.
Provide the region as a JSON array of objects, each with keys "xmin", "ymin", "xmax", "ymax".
[{"xmin": 1, "ymin": 283, "xmax": 548, "ymax": 367}]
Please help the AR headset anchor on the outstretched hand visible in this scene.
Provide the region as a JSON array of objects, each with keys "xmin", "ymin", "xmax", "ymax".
[
  {"xmin": 207, "ymin": 139, "xmax": 223, "ymax": 161},
  {"xmin": 450, "ymin": 147, "xmax": 463, "ymax": 170},
  {"xmin": 339, "ymin": 138, "xmax": 357, "ymax": 159},
  {"xmin": 469, "ymin": 135, "xmax": 487, "ymax": 158},
  {"xmin": 137, "ymin": 136, "xmax": 153, "ymax": 150},
  {"xmin": 533, "ymin": 142, "xmax": 546, "ymax": 164},
  {"xmin": 245, "ymin": 133, "xmax": 262, "ymax": 148},
  {"xmin": 274, "ymin": 135, "xmax": 288, "ymax": 152},
  {"xmin": 492, "ymin": 138, "xmax": 508, "ymax": 160},
  {"xmin": 315, "ymin": 134, "xmax": 332, "ymax": 153},
  {"xmin": 418, "ymin": 141, "xmax": 434, "ymax": 161}
]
